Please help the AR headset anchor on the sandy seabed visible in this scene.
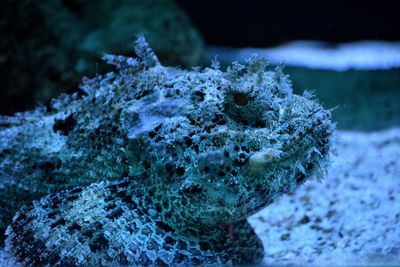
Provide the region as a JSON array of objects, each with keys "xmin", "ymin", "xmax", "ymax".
[{"xmin": 250, "ymin": 128, "xmax": 400, "ymax": 266}]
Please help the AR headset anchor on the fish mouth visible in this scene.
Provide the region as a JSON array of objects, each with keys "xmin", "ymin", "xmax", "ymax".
[
  {"xmin": 194, "ymin": 138, "xmax": 328, "ymax": 225},
  {"xmin": 197, "ymin": 151, "xmax": 302, "ymax": 213}
]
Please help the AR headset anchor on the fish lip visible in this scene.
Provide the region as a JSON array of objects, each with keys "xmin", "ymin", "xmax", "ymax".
[
  {"xmin": 189, "ymin": 147, "xmax": 317, "ymax": 225},
  {"xmin": 205, "ymin": 135, "xmax": 326, "ymax": 222}
]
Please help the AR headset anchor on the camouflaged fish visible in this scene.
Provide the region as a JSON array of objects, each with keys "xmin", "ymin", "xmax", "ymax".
[{"xmin": 0, "ymin": 37, "xmax": 333, "ymax": 266}]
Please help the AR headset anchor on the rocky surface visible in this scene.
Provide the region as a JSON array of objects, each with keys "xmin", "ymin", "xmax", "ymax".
[
  {"xmin": 0, "ymin": 0, "xmax": 204, "ymax": 115},
  {"xmin": 249, "ymin": 128, "xmax": 400, "ymax": 266}
]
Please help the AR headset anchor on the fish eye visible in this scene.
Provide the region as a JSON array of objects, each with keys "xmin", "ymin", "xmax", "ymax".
[
  {"xmin": 233, "ymin": 93, "xmax": 249, "ymax": 107},
  {"xmin": 224, "ymin": 89, "xmax": 267, "ymax": 128}
]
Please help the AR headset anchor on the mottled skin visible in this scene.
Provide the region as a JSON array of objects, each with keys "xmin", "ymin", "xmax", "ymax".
[{"xmin": 1, "ymin": 37, "xmax": 333, "ymax": 265}]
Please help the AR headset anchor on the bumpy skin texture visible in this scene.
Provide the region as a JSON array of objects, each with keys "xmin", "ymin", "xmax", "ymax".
[{"xmin": 1, "ymin": 37, "xmax": 333, "ymax": 265}]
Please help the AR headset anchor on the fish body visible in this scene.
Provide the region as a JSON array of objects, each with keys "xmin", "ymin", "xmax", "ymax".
[{"xmin": 1, "ymin": 37, "xmax": 333, "ymax": 265}]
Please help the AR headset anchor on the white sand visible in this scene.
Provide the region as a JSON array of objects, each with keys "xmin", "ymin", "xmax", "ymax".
[{"xmin": 207, "ymin": 41, "xmax": 400, "ymax": 71}]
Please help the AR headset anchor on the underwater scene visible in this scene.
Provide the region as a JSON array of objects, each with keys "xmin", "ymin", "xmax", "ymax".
[{"xmin": 0, "ymin": 1, "xmax": 399, "ymax": 266}]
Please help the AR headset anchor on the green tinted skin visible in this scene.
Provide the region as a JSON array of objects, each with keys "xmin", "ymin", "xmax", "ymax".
[{"xmin": 1, "ymin": 37, "xmax": 333, "ymax": 266}]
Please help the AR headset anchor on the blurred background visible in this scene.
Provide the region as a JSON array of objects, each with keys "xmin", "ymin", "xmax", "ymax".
[
  {"xmin": 1, "ymin": 1, "xmax": 399, "ymax": 131},
  {"xmin": 178, "ymin": 1, "xmax": 399, "ymax": 47}
]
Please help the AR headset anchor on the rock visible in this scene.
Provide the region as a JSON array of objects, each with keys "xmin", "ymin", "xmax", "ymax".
[{"xmin": 0, "ymin": 0, "xmax": 204, "ymax": 115}]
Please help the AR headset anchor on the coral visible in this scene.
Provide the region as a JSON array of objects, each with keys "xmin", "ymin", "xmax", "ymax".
[{"xmin": 1, "ymin": 37, "xmax": 333, "ymax": 265}]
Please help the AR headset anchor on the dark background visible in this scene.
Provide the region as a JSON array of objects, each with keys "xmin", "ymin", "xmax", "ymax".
[{"xmin": 177, "ymin": 1, "xmax": 400, "ymax": 47}]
